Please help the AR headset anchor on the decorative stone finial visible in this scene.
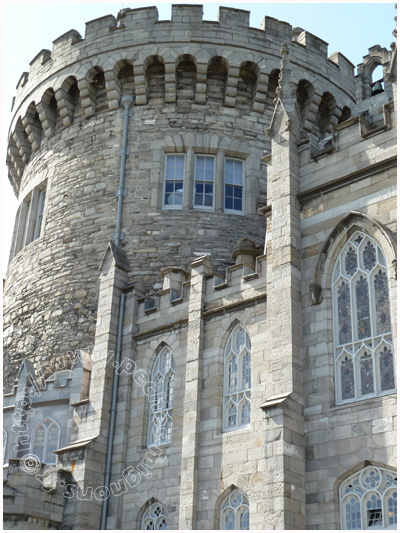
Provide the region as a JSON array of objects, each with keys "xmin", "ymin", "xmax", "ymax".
[{"xmin": 275, "ymin": 42, "xmax": 297, "ymax": 104}]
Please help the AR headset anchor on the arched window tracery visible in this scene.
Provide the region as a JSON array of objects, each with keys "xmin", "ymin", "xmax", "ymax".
[
  {"xmin": 339, "ymin": 466, "xmax": 397, "ymax": 529},
  {"xmin": 332, "ymin": 231, "xmax": 395, "ymax": 404},
  {"xmin": 148, "ymin": 347, "xmax": 175, "ymax": 447},
  {"xmin": 223, "ymin": 325, "xmax": 251, "ymax": 431},
  {"xmin": 220, "ymin": 488, "xmax": 250, "ymax": 530},
  {"xmin": 141, "ymin": 501, "xmax": 168, "ymax": 530}
]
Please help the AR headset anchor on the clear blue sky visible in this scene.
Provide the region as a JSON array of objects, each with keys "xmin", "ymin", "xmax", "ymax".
[{"xmin": 0, "ymin": 1, "xmax": 396, "ymax": 277}]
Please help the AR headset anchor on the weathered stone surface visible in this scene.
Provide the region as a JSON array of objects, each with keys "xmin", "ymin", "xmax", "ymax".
[{"xmin": 3, "ymin": 4, "xmax": 397, "ymax": 531}]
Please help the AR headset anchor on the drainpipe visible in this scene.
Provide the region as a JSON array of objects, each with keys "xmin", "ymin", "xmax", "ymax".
[
  {"xmin": 100, "ymin": 290, "xmax": 126, "ymax": 530},
  {"xmin": 114, "ymin": 94, "xmax": 135, "ymax": 247}
]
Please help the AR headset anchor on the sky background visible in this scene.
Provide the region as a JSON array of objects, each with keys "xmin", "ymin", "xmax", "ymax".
[{"xmin": 0, "ymin": 1, "xmax": 397, "ymax": 278}]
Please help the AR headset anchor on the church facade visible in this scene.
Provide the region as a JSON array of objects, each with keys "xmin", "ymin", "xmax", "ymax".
[{"xmin": 3, "ymin": 5, "xmax": 397, "ymax": 530}]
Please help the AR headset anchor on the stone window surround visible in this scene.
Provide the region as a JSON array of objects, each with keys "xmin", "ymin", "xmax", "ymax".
[
  {"xmin": 150, "ymin": 139, "xmax": 263, "ymax": 216},
  {"xmin": 331, "ymin": 231, "xmax": 395, "ymax": 405},
  {"xmin": 9, "ymin": 179, "xmax": 47, "ymax": 262},
  {"xmin": 162, "ymin": 150, "xmax": 245, "ymax": 214},
  {"xmin": 161, "ymin": 147, "xmax": 249, "ymax": 215}
]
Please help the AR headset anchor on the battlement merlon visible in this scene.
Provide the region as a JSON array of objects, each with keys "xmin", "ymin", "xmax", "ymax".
[{"xmin": 11, "ymin": 4, "xmax": 357, "ymax": 109}]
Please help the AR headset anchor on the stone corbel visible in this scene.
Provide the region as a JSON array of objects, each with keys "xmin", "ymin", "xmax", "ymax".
[{"xmin": 309, "ymin": 283, "xmax": 322, "ymax": 305}]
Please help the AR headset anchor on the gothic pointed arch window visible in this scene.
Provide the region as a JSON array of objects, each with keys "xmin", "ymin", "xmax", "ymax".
[
  {"xmin": 220, "ymin": 488, "xmax": 250, "ymax": 530},
  {"xmin": 148, "ymin": 347, "xmax": 175, "ymax": 446},
  {"xmin": 339, "ymin": 465, "xmax": 397, "ymax": 529},
  {"xmin": 141, "ymin": 501, "xmax": 168, "ymax": 530},
  {"xmin": 223, "ymin": 324, "xmax": 251, "ymax": 431},
  {"xmin": 31, "ymin": 418, "xmax": 60, "ymax": 464},
  {"xmin": 332, "ymin": 231, "xmax": 395, "ymax": 404}
]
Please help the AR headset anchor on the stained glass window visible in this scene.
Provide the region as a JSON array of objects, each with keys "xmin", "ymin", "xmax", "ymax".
[
  {"xmin": 345, "ymin": 247, "xmax": 358, "ymax": 276},
  {"xmin": 374, "ymin": 270, "xmax": 390, "ymax": 335},
  {"xmin": 141, "ymin": 502, "xmax": 167, "ymax": 530},
  {"xmin": 31, "ymin": 418, "xmax": 60, "ymax": 464},
  {"xmin": 360, "ymin": 352, "xmax": 374, "ymax": 396},
  {"xmin": 363, "ymin": 241, "xmax": 376, "ymax": 271},
  {"xmin": 148, "ymin": 348, "xmax": 175, "ymax": 446},
  {"xmin": 333, "ymin": 232, "xmax": 395, "ymax": 403},
  {"xmin": 387, "ymin": 490, "xmax": 397, "ymax": 525},
  {"xmin": 221, "ymin": 489, "xmax": 250, "ymax": 530},
  {"xmin": 228, "ymin": 404, "xmax": 237, "ymax": 427},
  {"xmin": 341, "ymin": 356, "xmax": 355, "ymax": 400},
  {"xmin": 228, "ymin": 357, "xmax": 238, "ymax": 393},
  {"xmin": 224, "ymin": 325, "xmax": 251, "ymax": 431},
  {"xmin": 242, "ymin": 352, "xmax": 251, "ymax": 390},
  {"xmin": 343, "ymin": 496, "xmax": 362, "ymax": 530},
  {"xmin": 379, "ymin": 346, "xmax": 395, "ymax": 392},
  {"xmin": 241, "ymin": 401, "xmax": 250, "ymax": 425},
  {"xmin": 355, "ymin": 277, "xmax": 371, "ymax": 339},
  {"xmin": 339, "ymin": 466, "xmax": 397, "ymax": 529},
  {"xmin": 338, "ymin": 282, "xmax": 352, "ymax": 345}
]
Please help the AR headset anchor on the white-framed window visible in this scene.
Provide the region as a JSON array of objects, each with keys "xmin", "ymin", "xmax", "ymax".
[
  {"xmin": 220, "ymin": 488, "xmax": 250, "ymax": 530},
  {"xmin": 3, "ymin": 428, "xmax": 7, "ymax": 464},
  {"xmin": 163, "ymin": 154, "xmax": 185, "ymax": 208},
  {"xmin": 194, "ymin": 155, "xmax": 215, "ymax": 209},
  {"xmin": 147, "ymin": 348, "xmax": 175, "ymax": 447},
  {"xmin": 332, "ymin": 232, "xmax": 395, "ymax": 404},
  {"xmin": 339, "ymin": 465, "xmax": 397, "ymax": 529},
  {"xmin": 33, "ymin": 188, "xmax": 46, "ymax": 240},
  {"xmin": 224, "ymin": 158, "xmax": 244, "ymax": 213},
  {"xmin": 141, "ymin": 501, "xmax": 167, "ymax": 530},
  {"xmin": 31, "ymin": 417, "xmax": 60, "ymax": 464},
  {"xmin": 223, "ymin": 325, "xmax": 251, "ymax": 431}
]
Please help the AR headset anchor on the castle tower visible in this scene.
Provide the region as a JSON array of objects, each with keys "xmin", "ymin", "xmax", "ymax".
[{"xmin": 3, "ymin": 5, "xmax": 396, "ymax": 530}]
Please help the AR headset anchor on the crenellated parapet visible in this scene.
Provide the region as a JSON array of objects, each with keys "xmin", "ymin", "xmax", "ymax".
[
  {"xmin": 7, "ymin": 5, "xmax": 363, "ymax": 196},
  {"xmin": 136, "ymin": 239, "xmax": 266, "ymax": 327}
]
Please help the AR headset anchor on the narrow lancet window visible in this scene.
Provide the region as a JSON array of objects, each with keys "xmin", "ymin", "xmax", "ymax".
[
  {"xmin": 148, "ymin": 348, "xmax": 175, "ymax": 446},
  {"xmin": 223, "ymin": 325, "xmax": 251, "ymax": 431}
]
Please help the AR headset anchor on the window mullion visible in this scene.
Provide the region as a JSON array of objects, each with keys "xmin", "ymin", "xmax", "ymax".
[
  {"xmin": 185, "ymin": 147, "xmax": 195, "ymax": 209},
  {"xmin": 215, "ymin": 150, "xmax": 224, "ymax": 212}
]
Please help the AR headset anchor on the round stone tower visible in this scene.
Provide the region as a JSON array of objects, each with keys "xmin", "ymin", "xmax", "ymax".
[{"xmin": 4, "ymin": 5, "xmax": 357, "ymax": 385}]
